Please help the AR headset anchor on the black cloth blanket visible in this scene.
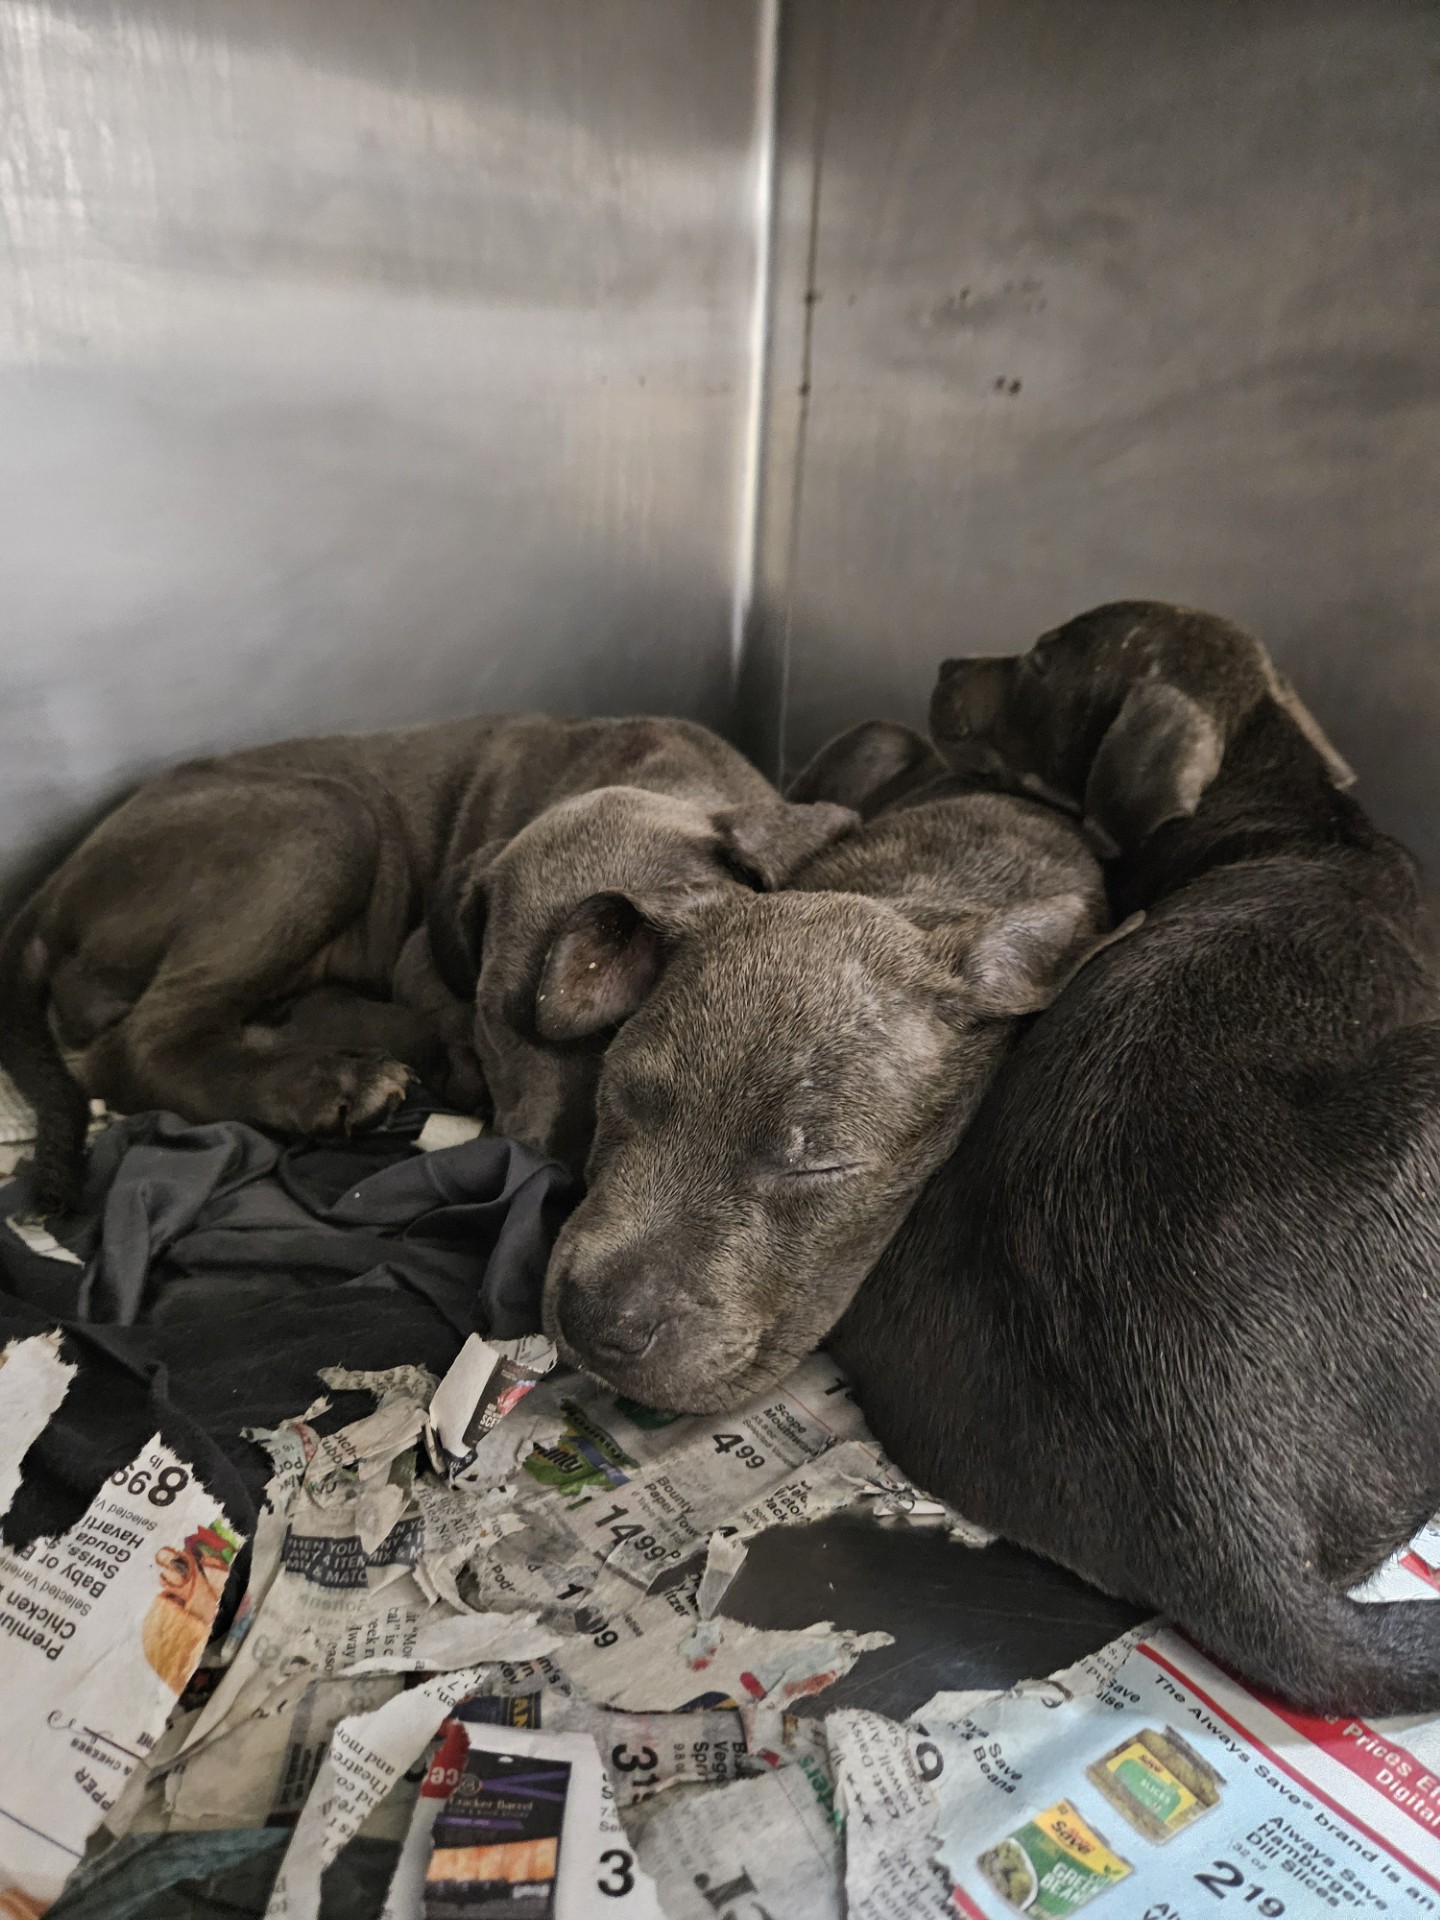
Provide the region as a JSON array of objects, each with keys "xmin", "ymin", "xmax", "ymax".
[{"xmin": 0, "ymin": 1103, "xmax": 571, "ymax": 1617}]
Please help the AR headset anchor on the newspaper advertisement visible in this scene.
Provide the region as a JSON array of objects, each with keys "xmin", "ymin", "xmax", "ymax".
[
  {"xmin": 381, "ymin": 1721, "xmax": 666, "ymax": 1920},
  {"xmin": 402, "ymin": 1667, "xmax": 752, "ymax": 1806},
  {"xmin": 498, "ymin": 1354, "xmax": 927, "ymax": 1593},
  {"xmin": 831, "ymin": 1551, "xmax": 1440, "ymax": 1920},
  {"xmin": 0, "ymin": 1431, "xmax": 244, "ymax": 1906}
]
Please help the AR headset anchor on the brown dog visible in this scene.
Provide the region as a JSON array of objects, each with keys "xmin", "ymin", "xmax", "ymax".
[{"xmin": 0, "ymin": 714, "xmax": 855, "ymax": 1208}]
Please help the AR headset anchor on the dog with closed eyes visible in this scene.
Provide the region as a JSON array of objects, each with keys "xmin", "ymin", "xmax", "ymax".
[
  {"xmin": 0, "ymin": 713, "xmax": 855, "ymax": 1209},
  {"xmin": 829, "ymin": 600, "xmax": 1440, "ymax": 1713}
]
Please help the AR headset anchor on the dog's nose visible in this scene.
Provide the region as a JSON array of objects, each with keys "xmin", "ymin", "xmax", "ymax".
[{"xmin": 553, "ymin": 1268, "xmax": 669, "ymax": 1363}]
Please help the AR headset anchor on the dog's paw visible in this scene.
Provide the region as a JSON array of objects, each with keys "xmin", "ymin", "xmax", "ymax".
[{"xmin": 269, "ymin": 1050, "xmax": 414, "ymax": 1137}]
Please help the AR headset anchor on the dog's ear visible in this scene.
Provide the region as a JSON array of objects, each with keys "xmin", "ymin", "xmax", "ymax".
[
  {"xmin": 534, "ymin": 893, "xmax": 668, "ymax": 1042},
  {"xmin": 1266, "ymin": 666, "xmax": 1357, "ymax": 790},
  {"xmin": 785, "ymin": 721, "xmax": 946, "ymax": 816},
  {"xmin": 1083, "ymin": 679, "xmax": 1224, "ymax": 855},
  {"xmin": 712, "ymin": 800, "xmax": 859, "ymax": 889},
  {"xmin": 929, "ymin": 892, "xmax": 1105, "ymax": 1018},
  {"xmin": 426, "ymin": 846, "xmax": 501, "ymax": 1000}
]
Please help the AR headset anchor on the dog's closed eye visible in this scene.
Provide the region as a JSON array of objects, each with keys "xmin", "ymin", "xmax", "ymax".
[
  {"xmin": 781, "ymin": 1161, "xmax": 866, "ymax": 1181},
  {"xmin": 761, "ymin": 1123, "xmax": 869, "ymax": 1182},
  {"xmin": 760, "ymin": 1148, "xmax": 868, "ymax": 1183}
]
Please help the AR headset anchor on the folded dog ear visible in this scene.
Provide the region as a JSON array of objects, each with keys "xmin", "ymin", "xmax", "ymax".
[
  {"xmin": 785, "ymin": 721, "xmax": 946, "ymax": 817},
  {"xmin": 426, "ymin": 848, "xmax": 501, "ymax": 1000},
  {"xmin": 713, "ymin": 800, "xmax": 859, "ymax": 889},
  {"xmin": 1083, "ymin": 679, "xmax": 1224, "ymax": 855},
  {"xmin": 535, "ymin": 892, "xmax": 668, "ymax": 1042},
  {"xmin": 930, "ymin": 892, "xmax": 1103, "ymax": 1018}
]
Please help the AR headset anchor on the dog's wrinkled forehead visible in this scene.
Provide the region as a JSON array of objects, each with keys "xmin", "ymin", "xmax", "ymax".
[
  {"xmin": 929, "ymin": 601, "xmax": 1281, "ymax": 788},
  {"xmin": 1028, "ymin": 602, "xmax": 1273, "ymax": 708},
  {"xmin": 934, "ymin": 602, "xmax": 1267, "ymax": 738},
  {"xmin": 600, "ymin": 893, "xmax": 953, "ymax": 1129},
  {"xmin": 466, "ymin": 790, "xmax": 733, "ymax": 1044},
  {"xmin": 490, "ymin": 787, "xmax": 734, "ymax": 906}
]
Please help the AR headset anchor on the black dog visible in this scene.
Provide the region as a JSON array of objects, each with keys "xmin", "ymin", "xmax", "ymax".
[{"xmin": 830, "ymin": 601, "xmax": 1440, "ymax": 1714}]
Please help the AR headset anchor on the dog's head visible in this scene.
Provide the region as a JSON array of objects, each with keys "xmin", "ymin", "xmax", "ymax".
[
  {"xmin": 542, "ymin": 793, "xmax": 1110, "ymax": 1410},
  {"xmin": 929, "ymin": 600, "xmax": 1355, "ymax": 856},
  {"xmin": 785, "ymin": 719, "xmax": 951, "ymax": 818},
  {"xmin": 427, "ymin": 785, "xmax": 857, "ymax": 1171}
]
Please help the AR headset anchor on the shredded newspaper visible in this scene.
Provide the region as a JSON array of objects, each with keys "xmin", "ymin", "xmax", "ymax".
[
  {"xmin": 830, "ymin": 1571, "xmax": 1440, "ymax": 1917},
  {"xmin": 2, "ymin": 1317, "xmax": 1437, "ymax": 1915}
]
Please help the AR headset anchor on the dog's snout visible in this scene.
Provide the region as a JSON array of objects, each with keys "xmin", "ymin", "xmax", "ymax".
[{"xmin": 553, "ymin": 1264, "xmax": 670, "ymax": 1363}]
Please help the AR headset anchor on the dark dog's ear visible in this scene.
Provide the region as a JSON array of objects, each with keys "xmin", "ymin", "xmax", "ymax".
[
  {"xmin": 1083, "ymin": 679, "xmax": 1224, "ymax": 855},
  {"xmin": 930, "ymin": 892, "xmax": 1104, "ymax": 1018},
  {"xmin": 713, "ymin": 801, "xmax": 859, "ymax": 889},
  {"xmin": 1266, "ymin": 666, "xmax": 1357, "ymax": 789},
  {"xmin": 785, "ymin": 721, "xmax": 946, "ymax": 817},
  {"xmin": 534, "ymin": 893, "xmax": 667, "ymax": 1042},
  {"xmin": 426, "ymin": 847, "xmax": 500, "ymax": 1000}
]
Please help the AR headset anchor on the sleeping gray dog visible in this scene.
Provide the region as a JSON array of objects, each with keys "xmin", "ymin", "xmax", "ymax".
[
  {"xmin": 537, "ymin": 758, "xmax": 1116, "ymax": 1409},
  {"xmin": 0, "ymin": 714, "xmax": 854, "ymax": 1209},
  {"xmin": 403, "ymin": 745, "xmax": 855, "ymax": 1173}
]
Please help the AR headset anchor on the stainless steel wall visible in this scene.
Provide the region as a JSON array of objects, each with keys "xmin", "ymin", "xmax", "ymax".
[
  {"xmin": 748, "ymin": 0, "xmax": 1440, "ymax": 875},
  {"xmin": 3, "ymin": 0, "xmax": 1437, "ymax": 887},
  {"xmin": 0, "ymin": 0, "xmax": 769, "ymax": 890}
]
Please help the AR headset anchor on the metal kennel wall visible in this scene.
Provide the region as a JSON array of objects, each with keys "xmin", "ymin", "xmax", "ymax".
[{"xmin": 2, "ymin": 0, "xmax": 1437, "ymax": 892}]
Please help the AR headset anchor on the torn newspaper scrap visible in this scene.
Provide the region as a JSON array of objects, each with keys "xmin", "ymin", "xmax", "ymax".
[
  {"xmin": 224, "ymin": 1350, "xmax": 905, "ymax": 1733},
  {"xmin": 263, "ymin": 1666, "xmax": 498, "ymax": 1919},
  {"xmin": 0, "ymin": 1330, "xmax": 75, "ymax": 1519},
  {"xmin": 0, "ymin": 1430, "xmax": 244, "ymax": 1907},
  {"xmin": 425, "ymin": 1333, "xmax": 556, "ymax": 1486},
  {"xmin": 493, "ymin": 1354, "xmax": 926, "ymax": 1592},
  {"xmin": 630, "ymin": 1752, "xmax": 843, "ymax": 1920}
]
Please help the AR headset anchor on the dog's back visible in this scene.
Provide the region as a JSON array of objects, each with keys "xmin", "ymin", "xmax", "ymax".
[
  {"xmin": 0, "ymin": 710, "xmax": 789, "ymax": 1207},
  {"xmin": 834, "ymin": 609, "xmax": 1440, "ymax": 1714}
]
